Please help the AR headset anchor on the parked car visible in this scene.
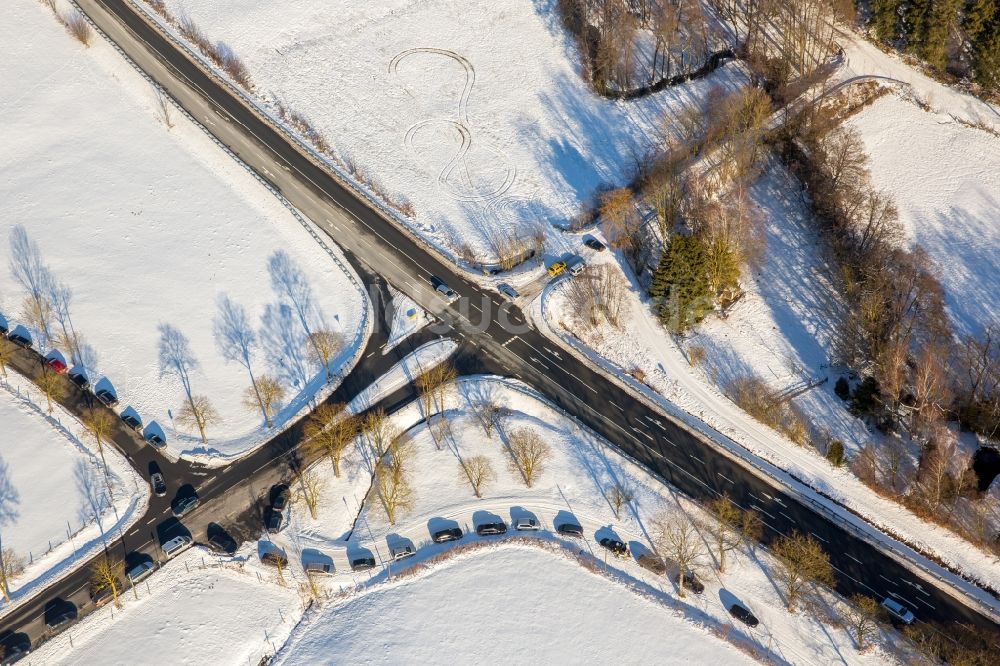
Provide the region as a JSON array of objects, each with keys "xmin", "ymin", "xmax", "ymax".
[
  {"xmin": 881, "ymin": 597, "xmax": 915, "ymax": 624},
  {"xmin": 584, "ymin": 237, "xmax": 606, "ymax": 252},
  {"xmin": 547, "ymin": 261, "xmax": 567, "ymax": 278},
  {"xmin": 46, "ymin": 356, "xmax": 68, "ymax": 374},
  {"xmin": 264, "ymin": 508, "xmax": 284, "ymax": 533},
  {"xmin": 497, "ymin": 282, "xmax": 519, "ymax": 301},
  {"xmin": 95, "ymin": 388, "xmax": 118, "ymax": 408},
  {"xmin": 678, "ymin": 570, "xmax": 705, "ymax": 594},
  {"xmin": 44, "ymin": 607, "xmax": 76, "ymax": 631},
  {"xmin": 637, "ymin": 553, "xmax": 666, "ymax": 575},
  {"xmin": 120, "ymin": 410, "xmax": 143, "ymax": 433},
  {"xmin": 150, "ymin": 472, "xmax": 167, "ymax": 497},
  {"xmin": 567, "ymin": 256, "xmax": 585, "ymax": 276},
  {"xmin": 145, "ymin": 431, "xmax": 166, "ymax": 448},
  {"xmin": 171, "ymin": 495, "xmax": 199, "ymax": 518},
  {"xmin": 0, "ymin": 313, "xmax": 8, "ymax": 336},
  {"xmin": 126, "ymin": 561, "xmax": 156, "ymax": 585},
  {"xmin": 476, "ymin": 522, "xmax": 507, "ymax": 536},
  {"xmin": 89, "ymin": 584, "xmax": 115, "ymax": 608},
  {"xmin": 514, "ymin": 518, "xmax": 539, "ymax": 531},
  {"xmin": 431, "ymin": 276, "xmax": 458, "ymax": 303},
  {"xmin": 728, "ymin": 604, "xmax": 759, "ymax": 627},
  {"xmin": 0, "ymin": 640, "xmax": 29, "ymax": 664},
  {"xmin": 556, "ymin": 521, "xmax": 583, "ymax": 538},
  {"xmin": 162, "ymin": 535, "xmax": 193, "ymax": 560},
  {"xmin": 350, "ymin": 556, "xmax": 376, "ymax": 572},
  {"xmin": 271, "ymin": 486, "xmax": 290, "ymax": 512},
  {"xmin": 207, "ymin": 532, "xmax": 238, "ymax": 556},
  {"xmin": 261, "ymin": 551, "xmax": 288, "ymax": 568},
  {"xmin": 68, "ymin": 367, "xmax": 89, "ymax": 390},
  {"xmin": 432, "ymin": 527, "xmax": 463, "ymax": 543},
  {"xmin": 305, "ymin": 561, "xmax": 334, "ymax": 575},
  {"xmin": 7, "ymin": 329, "xmax": 32, "ymax": 349},
  {"xmin": 390, "ymin": 544, "xmax": 415, "ymax": 561},
  {"xmin": 599, "ymin": 538, "xmax": 628, "ymax": 557}
]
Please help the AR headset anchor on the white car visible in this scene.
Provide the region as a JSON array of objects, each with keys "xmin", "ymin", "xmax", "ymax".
[
  {"xmin": 127, "ymin": 561, "xmax": 156, "ymax": 585},
  {"xmin": 881, "ymin": 597, "xmax": 915, "ymax": 624},
  {"xmin": 162, "ymin": 535, "xmax": 193, "ymax": 560},
  {"xmin": 514, "ymin": 518, "xmax": 539, "ymax": 531},
  {"xmin": 390, "ymin": 544, "xmax": 415, "ymax": 561}
]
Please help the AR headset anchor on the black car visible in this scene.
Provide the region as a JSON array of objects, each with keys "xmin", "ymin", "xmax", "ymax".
[
  {"xmin": 68, "ymin": 368, "xmax": 89, "ymax": 390},
  {"xmin": 728, "ymin": 604, "xmax": 759, "ymax": 627},
  {"xmin": 7, "ymin": 332, "xmax": 31, "ymax": 349},
  {"xmin": 260, "ymin": 551, "xmax": 288, "ymax": 568},
  {"xmin": 145, "ymin": 432, "xmax": 166, "ymax": 448},
  {"xmin": 207, "ymin": 532, "xmax": 238, "ymax": 555},
  {"xmin": 44, "ymin": 607, "xmax": 76, "ymax": 631},
  {"xmin": 271, "ymin": 486, "xmax": 290, "ymax": 512},
  {"xmin": 678, "ymin": 570, "xmax": 704, "ymax": 594},
  {"xmin": 120, "ymin": 412, "xmax": 142, "ymax": 433},
  {"xmin": 432, "ymin": 527, "xmax": 463, "ymax": 543},
  {"xmin": 150, "ymin": 472, "xmax": 167, "ymax": 497},
  {"xmin": 556, "ymin": 522, "xmax": 584, "ymax": 538},
  {"xmin": 599, "ymin": 538, "xmax": 628, "ymax": 556},
  {"xmin": 476, "ymin": 522, "xmax": 507, "ymax": 536},
  {"xmin": 264, "ymin": 508, "xmax": 284, "ymax": 533},
  {"xmin": 584, "ymin": 237, "xmax": 606, "ymax": 252},
  {"xmin": 350, "ymin": 557, "xmax": 376, "ymax": 572},
  {"xmin": 0, "ymin": 640, "xmax": 30, "ymax": 665},
  {"xmin": 95, "ymin": 389, "xmax": 118, "ymax": 408},
  {"xmin": 171, "ymin": 495, "xmax": 200, "ymax": 518}
]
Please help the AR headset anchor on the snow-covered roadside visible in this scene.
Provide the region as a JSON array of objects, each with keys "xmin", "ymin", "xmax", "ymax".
[
  {"xmin": 264, "ymin": 375, "xmax": 904, "ymax": 664},
  {"xmin": 27, "ymin": 546, "xmax": 303, "ymax": 665},
  {"xmin": 383, "ymin": 288, "xmax": 431, "ymax": 353},
  {"xmin": 347, "ymin": 338, "xmax": 458, "ymax": 414},
  {"xmin": 537, "ymin": 224, "xmax": 1000, "ymax": 622},
  {"xmin": 1, "ymin": 0, "xmax": 368, "ymax": 465},
  {"xmin": 0, "ymin": 379, "xmax": 148, "ymax": 617}
]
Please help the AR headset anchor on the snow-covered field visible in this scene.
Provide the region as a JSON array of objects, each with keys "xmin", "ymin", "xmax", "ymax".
[
  {"xmin": 0, "ymin": 381, "xmax": 146, "ymax": 613},
  {"xmin": 847, "ymin": 92, "xmax": 1000, "ymax": 336},
  {"xmin": 142, "ymin": 0, "xmax": 744, "ymax": 265},
  {"xmin": 28, "ymin": 548, "xmax": 302, "ymax": 666},
  {"xmin": 0, "ymin": 0, "xmax": 367, "ymax": 463},
  {"xmin": 276, "ymin": 545, "xmax": 758, "ymax": 666}
]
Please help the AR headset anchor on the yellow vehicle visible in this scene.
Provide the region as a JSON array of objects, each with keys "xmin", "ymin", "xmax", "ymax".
[{"xmin": 547, "ymin": 261, "xmax": 567, "ymax": 277}]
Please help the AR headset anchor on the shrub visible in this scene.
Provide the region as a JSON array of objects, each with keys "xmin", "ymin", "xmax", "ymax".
[
  {"xmin": 63, "ymin": 11, "xmax": 92, "ymax": 46},
  {"xmin": 826, "ymin": 440, "xmax": 845, "ymax": 467},
  {"xmin": 834, "ymin": 376, "xmax": 850, "ymax": 401}
]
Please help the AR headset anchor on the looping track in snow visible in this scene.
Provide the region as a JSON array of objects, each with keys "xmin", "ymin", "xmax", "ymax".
[{"xmin": 391, "ymin": 47, "xmax": 515, "ymax": 203}]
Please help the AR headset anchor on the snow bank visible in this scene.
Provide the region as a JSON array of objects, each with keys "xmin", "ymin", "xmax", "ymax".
[
  {"xmin": 0, "ymin": 0, "xmax": 368, "ymax": 463},
  {"xmin": 347, "ymin": 338, "xmax": 458, "ymax": 413}
]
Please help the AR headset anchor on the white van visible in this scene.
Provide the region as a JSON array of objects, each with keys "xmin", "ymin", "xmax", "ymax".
[
  {"xmin": 881, "ymin": 597, "xmax": 915, "ymax": 624},
  {"xmin": 162, "ymin": 535, "xmax": 193, "ymax": 560},
  {"xmin": 567, "ymin": 256, "xmax": 585, "ymax": 276}
]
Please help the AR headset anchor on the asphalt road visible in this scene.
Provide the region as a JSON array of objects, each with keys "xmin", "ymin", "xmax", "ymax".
[{"xmin": 1, "ymin": 0, "xmax": 996, "ymax": 653}]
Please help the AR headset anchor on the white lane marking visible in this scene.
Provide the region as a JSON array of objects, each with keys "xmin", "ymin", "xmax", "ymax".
[
  {"xmin": 780, "ymin": 511, "xmax": 795, "ymax": 522},
  {"xmin": 879, "ymin": 574, "xmax": 898, "ymax": 586},
  {"xmin": 609, "ymin": 401, "xmax": 624, "ymax": 412},
  {"xmin": 845, "ymin": 553, "xmax": 862, "ymax": 564},
  {"xmin": 717, "ymin": 472, "xmax": 733, "ymax": 484},
  {"xmin": 809, "ymin": 531, "xmax": 828, "ymax": 543},
  {"xmin": 751, "ymin": 504, "xmax": 776, "ymax": 520}
]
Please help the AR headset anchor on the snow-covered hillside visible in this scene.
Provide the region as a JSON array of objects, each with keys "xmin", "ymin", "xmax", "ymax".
[
  {"xmin": 141, "ymin": 0, "xmax": 745, "ymax": 265},
  {"xmin": 847, "ymin": 93, "xmax": 1000, "ymax": 336},
  {"xmin": 0, "ymin": 0, "xmax": 367, "ymax": 463}
]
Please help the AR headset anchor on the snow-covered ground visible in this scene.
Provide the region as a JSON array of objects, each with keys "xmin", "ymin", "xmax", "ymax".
[
  {"xmin": 263, "ymin": 376, "xmax": 904, "ymax": 664},
  {"xmin": 0, "ymin": 0, "xmax": 367, "ymax": 464},
  {"xmin": 28, "ymin": 547, "xmax": 303, "ymax": 665},
  {"xmin": 0, "ymin": 380, "xmax": 147, "ymax": 614},
  {"xmin": 383, "ymin": 288, "xmax": 431, "ymax": 353},
  {"xmin": 347, "ymin": 338, "xmax": 457, "ymax": 413},
  {"xmin": 276, "ymin": 545, "xmax": 758, "ymax": 666},
  {"xmin": 140, "ymin": 0, "xmax": 745, "ymax": 266},
  {"xmin": 846, "ymin": 92, "xmax": 1000, "ymax": 336}
]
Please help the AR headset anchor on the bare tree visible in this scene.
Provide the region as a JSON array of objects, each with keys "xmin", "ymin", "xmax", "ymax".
[
  {"xmin": 361, "ymin": 407, "xmax": 399, "ymax": 461},
  {"xmin": 307, "ymin": 329, "xmax": 343, "ymax": 382},
  {"xmin": 35, "ymin": 368, "xmax": 61, "ymax": 414},
  {"xmin": 155, "ymin": 90, "xmax": 174, "ymax": 129},
  {"xmin": 90, "ymin": 555, "xmax": 125, "ymax": 609},
  {"xmin": 600, "ymin": 188, "xmax": 640, "ymax": 250},
  {"xmin": 176, "ymin": 395, "xmax": 219, "ymax": 444},
  {"xmin": 708, "ymin": 494, "xmax": 748, "ymax": 573},
  {"xmin": 469, "ymin": 395, "xmax": 504, "ymax": 440},
  {"xmin": 62, "ymin": 10, "xmax": 93, "ymax": 46},
  {"xmin": 772, "ymin": 531, "xmax": 834, "ymax": 611},
  {"xmin": 844, "ymin": 593, "xmax": 883, "ymax": 652},
  {"xmin": 268, "ymin": 250, "xmax": 326, "ymax": 369},
  {"xmin": 242, "ymin": 375, "xmax": 285, "ymax": 428},
  {"xmin": 373, "ymin": 441, "xmax": 414, "ymax": 524},
  {"xmin": 81, "ymin": 408, "xmax": 116, "ymax": 497},
  {"xmin": 415, "ymin": 362, "xmax": 457, "ymax": 421},
  {"xmin": 566, "ymin": 265, "xmax": 629, "ymax": 329},
  {"xmin": 0, "ymin": 341, "xmax": 8, "ymax": 378},
  {"xmin": 460, "ymin": 455, "xmax": 495, "ymax": 498},
  {"xmin": 303, "ymin": 403, "xmax": 356, "ymax": 477},
  {"xmin": 608, "ymin": 482, "xmax": 634, "ymax": 519},
  {"xmin": 9, "ymin": 225, "xmax": 55, "ymax": 342},
  {"xmin": 0, "ymin": 455, "xmax": 19, "ymax": 603},
  {"xmin": 652, "ymin": 513, "xmax": 705, "ymax": 598},
  {"xmin": 0, "ymin": 548, "xmax": 24, "ymax": 603},
  {"xmin": 295, "ymin": 468, "xmax": 321, "ymax": 520},
  {"xmin": 507, "ymin": 428, "xmax": 550, "ymax": 488}
]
